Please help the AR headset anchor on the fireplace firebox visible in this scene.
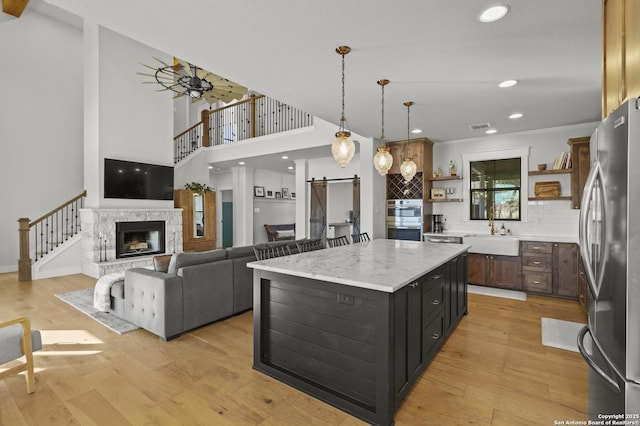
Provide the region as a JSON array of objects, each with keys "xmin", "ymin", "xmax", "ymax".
[{"xmin": 116, "ymin": 220, "xmax": 166, "ymax": 259}]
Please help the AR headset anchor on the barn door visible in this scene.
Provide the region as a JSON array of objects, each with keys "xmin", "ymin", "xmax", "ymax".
[
  {"xmin": 352, "ymin": 177, "xmax": 361, "ymax": 237},
  {"xmin": 309, "ymin": 180, "xmax": 327, "ymax": 240}
]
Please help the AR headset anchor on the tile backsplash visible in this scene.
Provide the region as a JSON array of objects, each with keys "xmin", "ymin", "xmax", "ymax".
[{"xmin": 433, "ymin": 199, "xmax": 579, "ymax": 239}]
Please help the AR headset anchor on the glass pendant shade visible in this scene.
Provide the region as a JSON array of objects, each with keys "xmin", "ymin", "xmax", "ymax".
[
  {"xmin": 374, "ymin": 146, "xmax": 393, "ymax": 175},
  {"xmin": 400, "ymin": 157, "xmax": 417, "ymax": 183},
  {"xmin": 332, "ymin": 131, "xmax": 355, "ymax": 168}
]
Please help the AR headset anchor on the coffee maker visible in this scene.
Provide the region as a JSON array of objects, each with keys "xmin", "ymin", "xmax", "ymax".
[{"xmin": 432, "ymin": 214, "xmax": 444, "ymax": 233}]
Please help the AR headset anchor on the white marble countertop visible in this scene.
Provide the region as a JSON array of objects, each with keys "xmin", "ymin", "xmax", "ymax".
[{"xmin": 248, "ymin": 239, "xmax": 470, "ymax": 293}]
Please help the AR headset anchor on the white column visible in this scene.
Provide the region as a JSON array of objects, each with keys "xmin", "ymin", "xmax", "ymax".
[
  {"xmin": 83, "ymin": 20, "xmax": 100, "ymax": 208},
  {"xmin": 294, "ymin": 159, "xmax": 308, "ymax": 238},
  {"xmin": 231, "ymin": 166, "xmax": 255, "ymax": 246}
]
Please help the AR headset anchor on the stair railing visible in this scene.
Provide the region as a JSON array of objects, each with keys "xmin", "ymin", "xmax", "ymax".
[
  {"xmin": 18, "ymin": 190, "xmax": 87, "ymax": 281},
  {"xmin": 174, "ymin": 94, "xmax": 313, "ymax": 163}
]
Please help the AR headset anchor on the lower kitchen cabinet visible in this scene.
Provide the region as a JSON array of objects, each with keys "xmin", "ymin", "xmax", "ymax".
[
  {"xmin": 467, "ymin": 253, "xmax": 522, "ymax": 290},
  {"xmin": 393, "ymin": 254, "xmax": 467, "ymax": 407},
  {"xmin": 521, "ymin": 241, "xmax": 578, "ymax": 298}
]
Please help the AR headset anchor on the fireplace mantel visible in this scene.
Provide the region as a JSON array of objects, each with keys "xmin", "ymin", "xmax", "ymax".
[{"xmin": 80, "ymin": 208, "xmax": 182, "ymax": 278}]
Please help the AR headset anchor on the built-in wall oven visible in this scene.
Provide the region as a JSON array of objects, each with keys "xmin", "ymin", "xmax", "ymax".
[{"xmin": 386, "ymin": 199, "xmax": 423, "ymax": 241}]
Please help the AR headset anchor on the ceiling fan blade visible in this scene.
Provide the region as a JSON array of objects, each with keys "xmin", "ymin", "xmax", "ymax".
[
  {"xmin": 196, "ymin": 69, "xmax": 210, "ymax": 79},
  {"xmin": 139, "ymin": 62, "xmax": 161, "ymax": 71},
  {"xmin": 175, "ymin": 58, "xmax": 193, "ymax": 76},
  {"xmin": 152, "ymin": 56, "xmax": 172, "ymax": 67},
  {"xmin": 173, "ymin": 91, "xmax": 187, "ymax": 99}
]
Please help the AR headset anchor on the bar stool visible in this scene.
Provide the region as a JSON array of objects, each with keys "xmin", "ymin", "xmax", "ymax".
[
  {"xmin": 296, "ymin": 239, "xmax": 324, "ymax": 253},
  {"xmin": 326, "ymin": 235, "xmax": 350, "ymax": 248},
  {"xmin": 352, "ymin": 232, "xmax": 370, "ymax": 243},
  {"xmin": 253, "ymin": 242, "xmax": 291, "ymax": 260}
]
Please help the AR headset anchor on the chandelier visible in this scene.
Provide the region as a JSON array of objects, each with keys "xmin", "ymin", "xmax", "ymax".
[
  {"xmin": 373, "ymin": 79, "xmax": 393, "ymax": 175},
  {"xmin": 331, "ymin": 46, "xmax": 356, "ymax": 168},
  {"xmin": 400, "ymin": 101, "xmax": 418, "ymax": 183},
  {"xmin": 138, "ymin": 57, "xmax": 247, "ymax": 104}
]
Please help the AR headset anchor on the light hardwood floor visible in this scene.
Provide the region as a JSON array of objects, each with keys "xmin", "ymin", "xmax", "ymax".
[{"xmin": 0, "ymin": 272, "xmax": 588, "ymax": 425}]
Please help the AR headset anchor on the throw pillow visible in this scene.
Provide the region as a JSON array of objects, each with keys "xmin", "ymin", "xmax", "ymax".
[
  {"xmin": 153, "ymin": 255, "xmax": 172, "ymax": 272},
  {"xmin": 276, "ymin": 230, "xmax": 295, "ymax": 240}
]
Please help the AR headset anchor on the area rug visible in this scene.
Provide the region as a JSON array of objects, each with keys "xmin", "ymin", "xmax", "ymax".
[
  {"xmin": 468, "ymin": 284, "xmax": 527, "ymax": 301},
  {"xmin": 541, "ymin": 318, "xmax": 586, "ymax": 352},
  {"xmin": 55, "ymin": 288, "xmax": 140, "ymax": 335}
]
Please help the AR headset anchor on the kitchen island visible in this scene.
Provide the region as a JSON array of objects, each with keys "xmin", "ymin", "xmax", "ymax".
[{"xmin": 248, "ymin": 239, "xmax": 469, "ymax": 425}]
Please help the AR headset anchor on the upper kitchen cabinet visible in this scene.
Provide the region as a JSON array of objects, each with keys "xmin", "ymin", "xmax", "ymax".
[
  {"xmin": 386, "ymin": 137, "xmax": 433, "ymax": 201},
  {"xmin": 568, "ymin": 136, "xmax": 591, "ymax": 209},
  {"xmin": 603, "ymin": 0, "xmax": 640, "ymax": 117}
]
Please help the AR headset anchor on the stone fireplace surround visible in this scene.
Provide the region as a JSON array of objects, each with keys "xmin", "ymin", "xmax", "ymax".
[{"xmin": 80, "ymin": 208, "xmax": 183, "ymax": 278}]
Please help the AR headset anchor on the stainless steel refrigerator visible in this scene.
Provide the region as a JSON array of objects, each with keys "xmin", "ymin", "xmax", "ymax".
[{"xmin": 578, "ymin": 98, "xmax": 640, "ymax": 419}]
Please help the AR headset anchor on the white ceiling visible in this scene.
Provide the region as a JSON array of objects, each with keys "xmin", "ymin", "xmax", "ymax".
[{"xmin": 33, "ymin": 0, "xmax": 602, "ymax": 169}]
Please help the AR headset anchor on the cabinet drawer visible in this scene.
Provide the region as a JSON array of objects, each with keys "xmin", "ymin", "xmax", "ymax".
[
  {"xmin": 423, "ymin": 310, "xmax": 445, "ymax": 357},
  {"xmin": 522, "ymin": 241, "xmax": 552, "ymax": 254},
  {"xmin": 522, "ymin": 254, "xmax": 552, "ymax": 270},
  {"xmin": 523, "ymin": 272, "xmax": 552, "ymax": 293},
  {"xmin": 422, "ymin": 280, "xmax": 445, "ymax": 323}
]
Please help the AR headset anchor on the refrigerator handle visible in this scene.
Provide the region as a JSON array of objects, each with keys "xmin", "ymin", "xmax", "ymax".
[
  {"xmin": 577, "ymin": 325, "xmax": 621, "ymax": 393},
  {"xmin": 578, "ymin": 161, "xmax": 600, "ymax": 299}
]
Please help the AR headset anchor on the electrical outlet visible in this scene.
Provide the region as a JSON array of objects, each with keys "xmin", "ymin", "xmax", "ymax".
[{"xmin": 337, "ymin": 293, "xmax": 354, "ymax": 305}]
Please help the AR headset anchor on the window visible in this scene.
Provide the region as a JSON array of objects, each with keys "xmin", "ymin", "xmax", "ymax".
[{"xmin": 470, "ymin": 158, "xmax": 521, "ymax": 221}]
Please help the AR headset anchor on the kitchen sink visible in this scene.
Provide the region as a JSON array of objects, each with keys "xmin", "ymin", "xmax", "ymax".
[{"xmin": 462, "ymin": 234, "xmax": 520, "ymax": 256}]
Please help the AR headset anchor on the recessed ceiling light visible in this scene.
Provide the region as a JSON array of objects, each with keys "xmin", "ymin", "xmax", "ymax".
[
  {"xmin": 486, "ymin": 129, "xmax": 498, "ymax": 134},
  {"xmin": 479, "ymin": 5, "xmax": 510, "ymax": 23},
  {"xmin": 239, "ymin": 161, "xmax": 246, "ymax": 165},
  {"xmin": 208, "ymin": 166, "xmax": 213, "ymax": 169},
  {"xmin": 411, "ymin": 128, "xmax": 422, "ymax": 134},
  {"xmin": 281, "ymin": 155, "xmax": 289, "ymax": 159},
  {"xmin": 287, "ymin": 166, "xmax": 294, "ymax": 170},
  {"xmin": 509, "ymin": 112, "xmax": 524, "ymax": 119},
  {"xmin": 499, "ymin": 79, "xmax": 518, "ymax": 88}
]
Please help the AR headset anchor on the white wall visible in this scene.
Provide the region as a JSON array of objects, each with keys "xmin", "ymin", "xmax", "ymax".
[
  {"xmin": 0, "ymin": 10, "xmax": 83, "ymax": 272},
  {"xmin": 89, "ymin": 26, "xmax": 174, "ymax": 209},
  {"xmin": 432, "ymin": 122, "xmax": 599, "ymax": 238}
]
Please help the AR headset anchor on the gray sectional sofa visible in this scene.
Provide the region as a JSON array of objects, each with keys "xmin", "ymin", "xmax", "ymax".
[{"xmin": 108, "ymin": 241, "xmax": 297, "ymax": 340}]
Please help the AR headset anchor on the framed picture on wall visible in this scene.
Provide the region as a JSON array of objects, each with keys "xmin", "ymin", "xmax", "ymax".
[
  {"xmin": 266, "ymin": 190, "xmax": 274, "ymax": 198},
  {"xmin": 282, "ymin": 188, "xmax": 289, "ymax": 199},
  {"xmin": 275, "ymin": 191, "xmax": 282, "ymax": 199},
  {"xmin": 291, "ymin": 192, "xmax": 296, "ymax": 199},
  {"xmin": 254, "ymin": 186, "xmax": 265, "ymax": 197}
]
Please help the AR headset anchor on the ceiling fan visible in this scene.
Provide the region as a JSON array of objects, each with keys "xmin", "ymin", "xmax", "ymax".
[{"xmin": 138, "ymin": 57, "xmax": 248, "ymax": 104}]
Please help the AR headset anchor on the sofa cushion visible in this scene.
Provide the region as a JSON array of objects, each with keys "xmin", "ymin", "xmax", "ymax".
[
  {"xmin": 167, "ymin": 249, "xmax": 227, "ymax": 274},
  {"xmin": 110, "ymin": 280, "xmax": 125, "ymax": 299},
  {"xmin": 225, "ymin": 245, "xmax": 256, "ymax": 260},
  {"xmin": 276, "ymin": 230, "xmax": 295, "ymax": 240},
  {"xmin": 153, "ymin": 255, "xmax": 172, "ymax": 273}
]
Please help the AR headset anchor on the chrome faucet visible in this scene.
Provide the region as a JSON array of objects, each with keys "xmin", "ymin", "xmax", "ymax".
[{"xmin": 488, "ymin": 206, "xmax": 496, "ymax": 235}]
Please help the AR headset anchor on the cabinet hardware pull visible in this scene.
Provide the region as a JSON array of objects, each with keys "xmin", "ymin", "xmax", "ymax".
[
  {"xmin": 533, "ymin": 246, "xmax": 542, "ymax": 250},
  {"xmin": 431, "ymin": 333, "xmax": 440, "ymax": 340},
  {"xmin": 532, "ymin": 261, "xmax": 541, "ymax": 265},
  {"xmin": 409, "ymin": 282, "xmax": 418, "ymax": 288},
  {"xmin": 533, "ymin": 280, "xmax": 541, "ymax": 284},
  {"xmin": 432, "ymin": 299, "xmax": 440, "ymax": 305},
  {"xmin": 431, "ymin": 274, "xmax": 443, "ymax": 280}
]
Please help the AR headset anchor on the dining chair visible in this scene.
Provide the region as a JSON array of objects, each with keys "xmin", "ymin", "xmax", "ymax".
[
  {"xmin": 326, "ymin": 235, "xmax": 350, "ymax": 248},
  {"xmin": 352, "ymin": 232, "xmax": 370, "ymax": 243},
  {"xmin": 0, "ymin": 317, "xmax": 42, "ymax": 393},
  {"xmin": 253, "ymin": 242, "xmax": 292, "ymax": 260},
  {"xmin": 296, "ymin": 238, "xmax": 324, "ymax": 253}
]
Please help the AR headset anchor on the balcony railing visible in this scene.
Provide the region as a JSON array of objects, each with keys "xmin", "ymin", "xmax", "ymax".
[{"xmin": 174, "ymin": 94, "xmax": 313, "ymax": 163}]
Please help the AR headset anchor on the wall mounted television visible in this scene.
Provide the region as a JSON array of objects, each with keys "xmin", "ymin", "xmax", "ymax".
[{"xmin": 104, "ymin": 158, "xmax": 174, "ymax": 200}]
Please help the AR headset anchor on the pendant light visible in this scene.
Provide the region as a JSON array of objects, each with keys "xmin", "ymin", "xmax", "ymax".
[
  {"xmin": 373, "ymin": 79, "xmax": 393, "ymax": 175},
  {"xmin": 331, "ymin": 46, "xmax": 355, "ymax": 168},
  {"xmin": 400, "ymin": 101, "xmax": 417, "ymax": 183}
]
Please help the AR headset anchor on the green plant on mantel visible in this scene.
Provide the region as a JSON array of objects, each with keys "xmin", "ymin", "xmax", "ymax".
[{"xmin": 184, "ymin": 182, "xmax": 213, "ymax": 192}]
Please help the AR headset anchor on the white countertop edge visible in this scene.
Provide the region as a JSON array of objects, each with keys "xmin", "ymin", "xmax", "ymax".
[
  {"xmin": 423, "ymin": 232, "xmax": 577, "ymax": 244},
  {"xmin": 249, "ymin": 244, "xmax": 470, "ymax": 293}
]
